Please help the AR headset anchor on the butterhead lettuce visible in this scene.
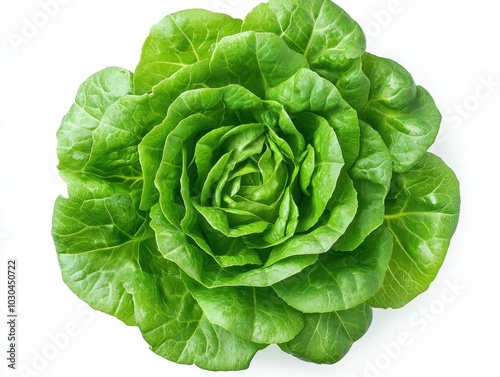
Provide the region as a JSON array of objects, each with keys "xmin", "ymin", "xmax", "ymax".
[{"xmin": 52, "ymin": 0, "xmax": 460, "ymax": 370}]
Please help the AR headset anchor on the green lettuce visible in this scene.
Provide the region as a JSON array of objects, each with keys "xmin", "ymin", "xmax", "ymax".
[{"xmin": 52, "ymin": 0, "xmax": 460, "ymax": 370}]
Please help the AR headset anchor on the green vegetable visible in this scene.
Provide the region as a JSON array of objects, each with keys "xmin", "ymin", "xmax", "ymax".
[{"xmin": 52, "ymin": 0, "xmax": 460, "ymax": 370}]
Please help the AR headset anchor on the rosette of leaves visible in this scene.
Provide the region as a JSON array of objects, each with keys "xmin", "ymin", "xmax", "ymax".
[{"xmin": 52, "ymin": 0, "xmax": 460, "ymax": 370}]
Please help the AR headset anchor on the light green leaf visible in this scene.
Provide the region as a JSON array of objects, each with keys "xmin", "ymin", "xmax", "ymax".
[
  {"xmin": 210, "ymin": 31, "xmax": 309, "ymax": 98},
  {"xmin": 362, "ymin": 53, "xmax": 442, "ymax": 173},
  {"xmin": 279, "ymin": 304, "xmax": 372, "ymax": 364},
  {"xmin": 193, "ymin": 201, "xmax": 271, "ymax": 238},
  {"xmin": 299, "ymin": 144, "xmax": 315, "ymax": 195},
  {"xmin": 84, "ymin": 94, "xmax": 163, "ymax": 188},
  {"xmin": 315, "ymin": 58, "xmax": 370, "ymax": 112},
  {"xmin": 148, "ymin": 61, "xmax": 213, "ymax": 114},
  {"xmin": 57, "ymin": 67, "xmax": 133, "ymax": 173},
  {"xmin": 52, "ymin": 176, "xmax": 147, "ymax": 325},
  {"xmin": 194, "ymin": 126, "xmax": 234, "ymax": 185},
  {"xmin": 149, "ymin": 85, "xmax": 262, "ymax": 224},
  {"xmin": 273, "ymin": 227, "xmax": 393, "ymax": 312},
  {"xmin": 197, "ymin": 228, "xmax": 263, "ymax": 268},
  {"xmin": 243, "ymin": 0, "xmax": 369, "ymax": 110},
  {"xmin": 134, "ymin": 10, "xmax": 242, "ymax": 93},
  {"xmin": 369, "ymin": 153, "xmax": 460, "ymax": 308},
  {"xmin": 260, "ymin": 100, "xmax": 306, "ymax": 156},
  {"xmin": 177, "ymin": 147, "xmax": 264, "ymax": 269},
  {"xmin": 261, "ymin": 188, "xmax": 299, "ymax": 245}
]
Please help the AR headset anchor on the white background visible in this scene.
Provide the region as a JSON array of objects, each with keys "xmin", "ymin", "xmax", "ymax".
[{"xmin": 1, "ymin": 0, "xmax": 499, "ymax": 376}]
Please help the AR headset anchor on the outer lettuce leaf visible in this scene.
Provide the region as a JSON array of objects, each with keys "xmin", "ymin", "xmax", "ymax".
[
  {"xmin": 58, "ymin": 66, "xmax": 207, "ymax": 191},
  {"xmin": 361, "ymin": 53, "xmax": 441, "ymax": 173},
  {"xmin": 243, "ymin": 0, "xmax": 370, "ymax": 111},
  {"xmin": 85, "ymin": 94, "xmax": 161, "ymax": 187},
  {"xmin": 52, "ymin": 177, "xmax": 145, "ymax": 325},
  {"xmin": 209, "ymin": 31, "xmax": 309, "ymax": 98},
  {"xmin": 57, "ymin": 67, "xmax": 134, "ymax": 174},
  {"xmin": 279, "ymin": 304, "xmax": 372, "ymax": 364},
  {"xmin": 132, "ymin": 266, "xmax": 263, "ymax": 371},
  {"xmin": 369, "ymin": 153, "xmax": 460, "ymax": 308},
  {"xmin": 134, "ymin": 9, "xmax": 242, "ymax": 93}
]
